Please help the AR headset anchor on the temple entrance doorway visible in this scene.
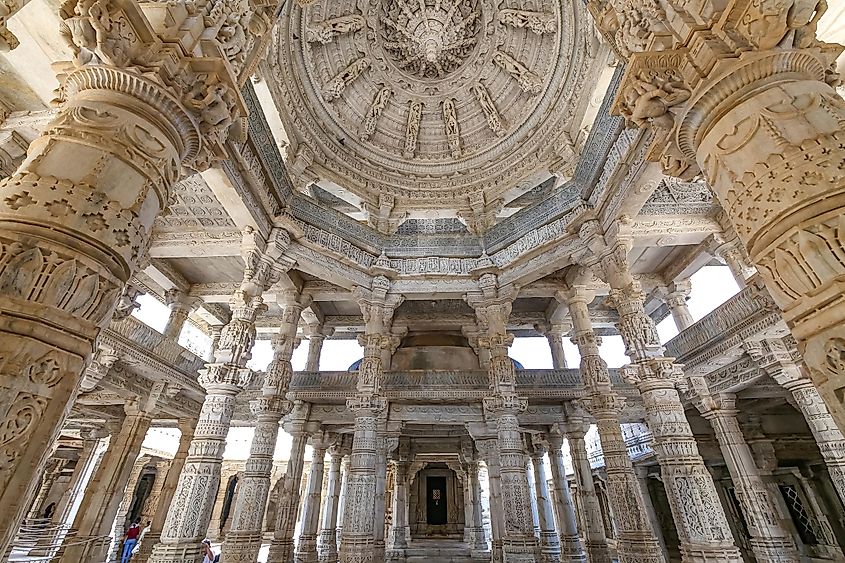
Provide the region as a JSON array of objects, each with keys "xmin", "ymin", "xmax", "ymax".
[
  {"xmin": 409, "ymin": 462, "xmax": 465, "ymax": 540},
  {"xmin": 426, "ymin": 476, "xmax": 448, "ymax": 525}
]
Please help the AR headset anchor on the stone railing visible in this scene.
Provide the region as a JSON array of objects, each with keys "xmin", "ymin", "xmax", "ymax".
[
  {"xmin": 99, "ymin": 315, "xmax": 206, "ymax": 395},
  {"xmin": 287, "ymin": 368, "xmax": 639, "ymax": 402},
  {"xmin": 663, "ymin": 277, "xmax": 788, "ymax": 373}
]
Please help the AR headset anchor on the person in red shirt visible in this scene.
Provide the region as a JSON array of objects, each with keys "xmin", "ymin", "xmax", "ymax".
[{"xmin": 121, "ymin": 520, "xmax": 141, "ymax": 563}]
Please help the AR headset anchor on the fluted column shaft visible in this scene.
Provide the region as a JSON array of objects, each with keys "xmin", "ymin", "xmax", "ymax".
[
  {"xmin": 546, "ymin": 328, "xmax": 569, "ymax": 369},
  {"xmin": 319, "ymin": 451, "xmax": 344, "ymax": 562},
  {"xmin": 59, "ymin": 407, "xmax": 152, "ymax": 563},
  {"xmin": 565, "ymin": 285, "xmax": 664, "ymax": 563},
  {"xmin": 530, "ymin": 448, "xmax": 561, "ymax": 562},
  {"xmin": 566, "ymin": 430, "xmax": 611, "ymax": 563},
  {"xmin": 606, "ymin": 277, "xmax": 741, "ymax": 563},
  {"xmin": 526, "ymin": 459, "xmax": 540, "ymax": 536},
  {"xmin": 699, "ymin": 404, "xmax": 798, "ymax": 562},
  {"xmin": 663, "ymin": 281, "xmax": 694, "ymax": 332},
  {"xmin": 296, "ymin": 446, "xmax": 327, "ymax": 563},
  {"xmin": 267, "ymin": 431, "xmax": 309, "ymax": 563},
  {"xmin": 136, "ymin": 420, "xmax": 195, "ymax": 561},
  {"xmin": 464, "ymin": 461, "xmax": 487, "ymax": 552},
  {"xmin": 387, "ymin": 459, "xmax": 410, "ymax": 550},
  {"xmin": 336, "ymin": 459, "xmax": 350, "ymax": 544},
  {"xmin": 305, "ymin": 335, "xmax": 325, "ymax": 372},
  {"xmin": 477, "ymin": 439, "xmax": 505, "ymax": 563},
  {"xmin": 546, "ymin": 435, "xmax": 586, "ymax": 563}
]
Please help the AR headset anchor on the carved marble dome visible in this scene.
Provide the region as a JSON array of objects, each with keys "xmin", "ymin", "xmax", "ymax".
[{"xmin": 268, "ymin": 0, "xmax": 590, "ymax": 216}]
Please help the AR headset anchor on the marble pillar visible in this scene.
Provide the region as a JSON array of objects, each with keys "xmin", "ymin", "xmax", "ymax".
[
  {"xmin": 711, "ymin": 417, "xmax": 798, "ymax": 558},
  {"xmin": 222, "ymin": 291, "xmax": 306, "ymax": 562},
  {"xmin": 662, "ymin": 281, "xmax": 694, "ymax": 332},
  {"xmin": 599, "ymin": 264, "xmax": 741, "ymax": 562},
  {"xmin": 546, "ymin": 433, "xmax": 586, "ymax": 563},
  {"xmin": 469, "ymin": 274, "xmax": 539, "ymax": 562},
  {"xmin": 530, "ymin": 443, "xmax": 562, "ymax": 563},
  {"xmin": 136, "ymin": 419, "xmax": 194, "ymax": 561},
  {"xmin": 541, "ymin": 323, "xmax": 570, "ymax": 369},
  {"xmin": 336, "ymin": 458, "xmax": 350, "ymax": 546},
  {"xmin": 319, "ymin": 446, "xmax": 346, "ymax": 563},
  {"xmin": 267, "ymin": 426, "xmax": 310, "ymax": 563},
  {"xmin": 767, "ymin": 358, "xmax": 845, "ymax": 507},
  {"xmin": 566, "ymin": 428, "xmax": 611, "ymax": 563},
  {"xmin": 477, "ymin": 438, "xmax": 505, "ymax": 563},
  {"xmin": 59, "ymin": 405, "xmax": 152, "ymax": 563},
  {"xmin": 633, "ymin": 467, "xmax": 669, "ymax": 563},
  {"xmin": 563, "ymin": 281, "xmax": 664, "ymax": 563},
  {"xmin": 373, "ymin": 435, "xmax": 398, "ymax": 563},
  {"xmin": 690, "ymin": 389, "xmax": 798, "ymax": 561},
  {"xmin": 296, "ymin": 441, "xmax": 329, "ymax": 563},
  {"xmin": 464, "ymin": 460, "xmax": 488, "ymax": 553},
  {"xmin": 592, "ymin": 0, "xmax": 845, "ymax": 435},
  {"xmin": 147, "ymin": 286, "xmax": 269, "ymax": 563},
  {"xmin": 339, "ymin": 276, "xmax": 401, "ymax": 563},
  {"xmin": 162, "ymin": 289, "xmax": 198, "ymax": 340},
  {"xmin": 0, "ymin": 0, "xmax": 259, "ymax": 551},
  {"xmin": 526, "ymin": 458, "xmax": 541, "ymax": 537}
]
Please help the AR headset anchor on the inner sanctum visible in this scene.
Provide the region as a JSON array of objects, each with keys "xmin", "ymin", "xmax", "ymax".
[{"xmin": 3, "ymin": 0, "xmax": 845, "ymax": 563}]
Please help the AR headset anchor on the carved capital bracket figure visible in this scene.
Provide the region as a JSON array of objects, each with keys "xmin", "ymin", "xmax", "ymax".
[
  {"xmin": 558, "ymin": 270, "xmax": 665, "ymax": 563},
  {"xmin": 573, "ymin": 228, "xmax": 742, "ymax": 561},
  {"xmin": 0, "ymin": 0, "xmax": 28, "ymax": 51},
  {"xmin": 686, "ymin": 381, "xmax": 800, "ymax": 562},
  {"xmin": 0, "ymin": 0, "xmax": 284, "ymax": 553},
  {"xmin": 590, "ymin": 0, "xmax": 845, "ymax": 433},
  {"xmin": 467, "ymin": 273, "xmax": 539, "ymax": 563}
]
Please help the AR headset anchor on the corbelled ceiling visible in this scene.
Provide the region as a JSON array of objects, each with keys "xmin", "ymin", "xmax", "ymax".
[{"xmin": 266, "ymin": 0, "xmax": 597, "ymax": 226}]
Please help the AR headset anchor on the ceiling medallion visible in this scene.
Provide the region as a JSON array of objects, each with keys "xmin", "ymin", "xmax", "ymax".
[{"xmin": 379, "ymin": 0, "xmax": 481, "ymax": 80}]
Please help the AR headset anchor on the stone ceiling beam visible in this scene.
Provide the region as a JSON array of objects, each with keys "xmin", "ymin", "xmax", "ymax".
[
  {"xmin": 144, "ymin": 259, "xmax": 190, "ymax": 293},
  {"xmin": 201, "ymin": 167, "xmax": 268, "ymax": 235},
  {"xmin": 148, "ymin": 230, "xmax": 242, "ymax": 258}
]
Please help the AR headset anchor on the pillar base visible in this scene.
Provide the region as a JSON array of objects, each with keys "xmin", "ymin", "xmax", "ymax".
[
  {"xmin": 319, "ymin": 529, "xmax": 339, "ymax": 562},
  {"xmin": 616, "ymin": 536, "xmax": 664, "ymax": 563},
  {"xmin": 584, "ymin": 540, "xmax": 612, "ymax": 563},
  {"xmin": 295, "ymin": 534, "xmax": 321, "ymax": 563},
  {"xmin": 558, "ymin": 535, "xmax": 586, "ymax": 563},
  {"xmin": 678, "ymin": 544, "xmax": 742, "ymax": 563},
  {"xmin": 502, "ymin": 537, "xmax": 539, "ymax": 563},
  {"xmin": 146, "ymin": 541, "xmax": 205, "ymax": 563},
  {"xmin": 339, "ymin": 540, "xmax": 378, "ymax": 563},
  {"xmin": 464, "ymin": 526, "xmax": 487, "ymax": 551},
  {"xmin": 134, "ymin": 531, "xmax": 161, "ymax": 561},
  {"xmin": 749, "ymin": 538, "xmax": 800, "ymax": 563},
  {"xmin": 221, "ymin": 529, "xmax": 264, "ymax": 563},
  {"xmin": 266, "ymin": 539, "xmax": 296, "ymax": 563}
]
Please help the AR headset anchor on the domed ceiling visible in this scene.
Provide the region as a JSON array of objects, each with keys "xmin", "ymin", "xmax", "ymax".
[{"xmin": 268, "ymin": 0, "xmax": 590, "ymax": 220}]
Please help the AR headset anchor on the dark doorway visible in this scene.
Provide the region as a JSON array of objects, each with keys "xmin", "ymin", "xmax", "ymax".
[
  {"xmin": 128, "ymin": 473, "xmax": 156, "ymax": 524},
  {"xmin": 426, "ymin": 476, "xmax": 447, "ymax": 525}
]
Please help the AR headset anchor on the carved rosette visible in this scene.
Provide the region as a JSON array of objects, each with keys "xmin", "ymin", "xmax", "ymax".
[{"xmin": 270, "ymin": 0, "xmax": 581, "ymax": 215}]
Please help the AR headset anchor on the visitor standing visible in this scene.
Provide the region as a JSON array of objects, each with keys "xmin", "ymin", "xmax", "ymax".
[{"xmin": 120, "ymin": 520, "xmax": 141, "ymax": 563}]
